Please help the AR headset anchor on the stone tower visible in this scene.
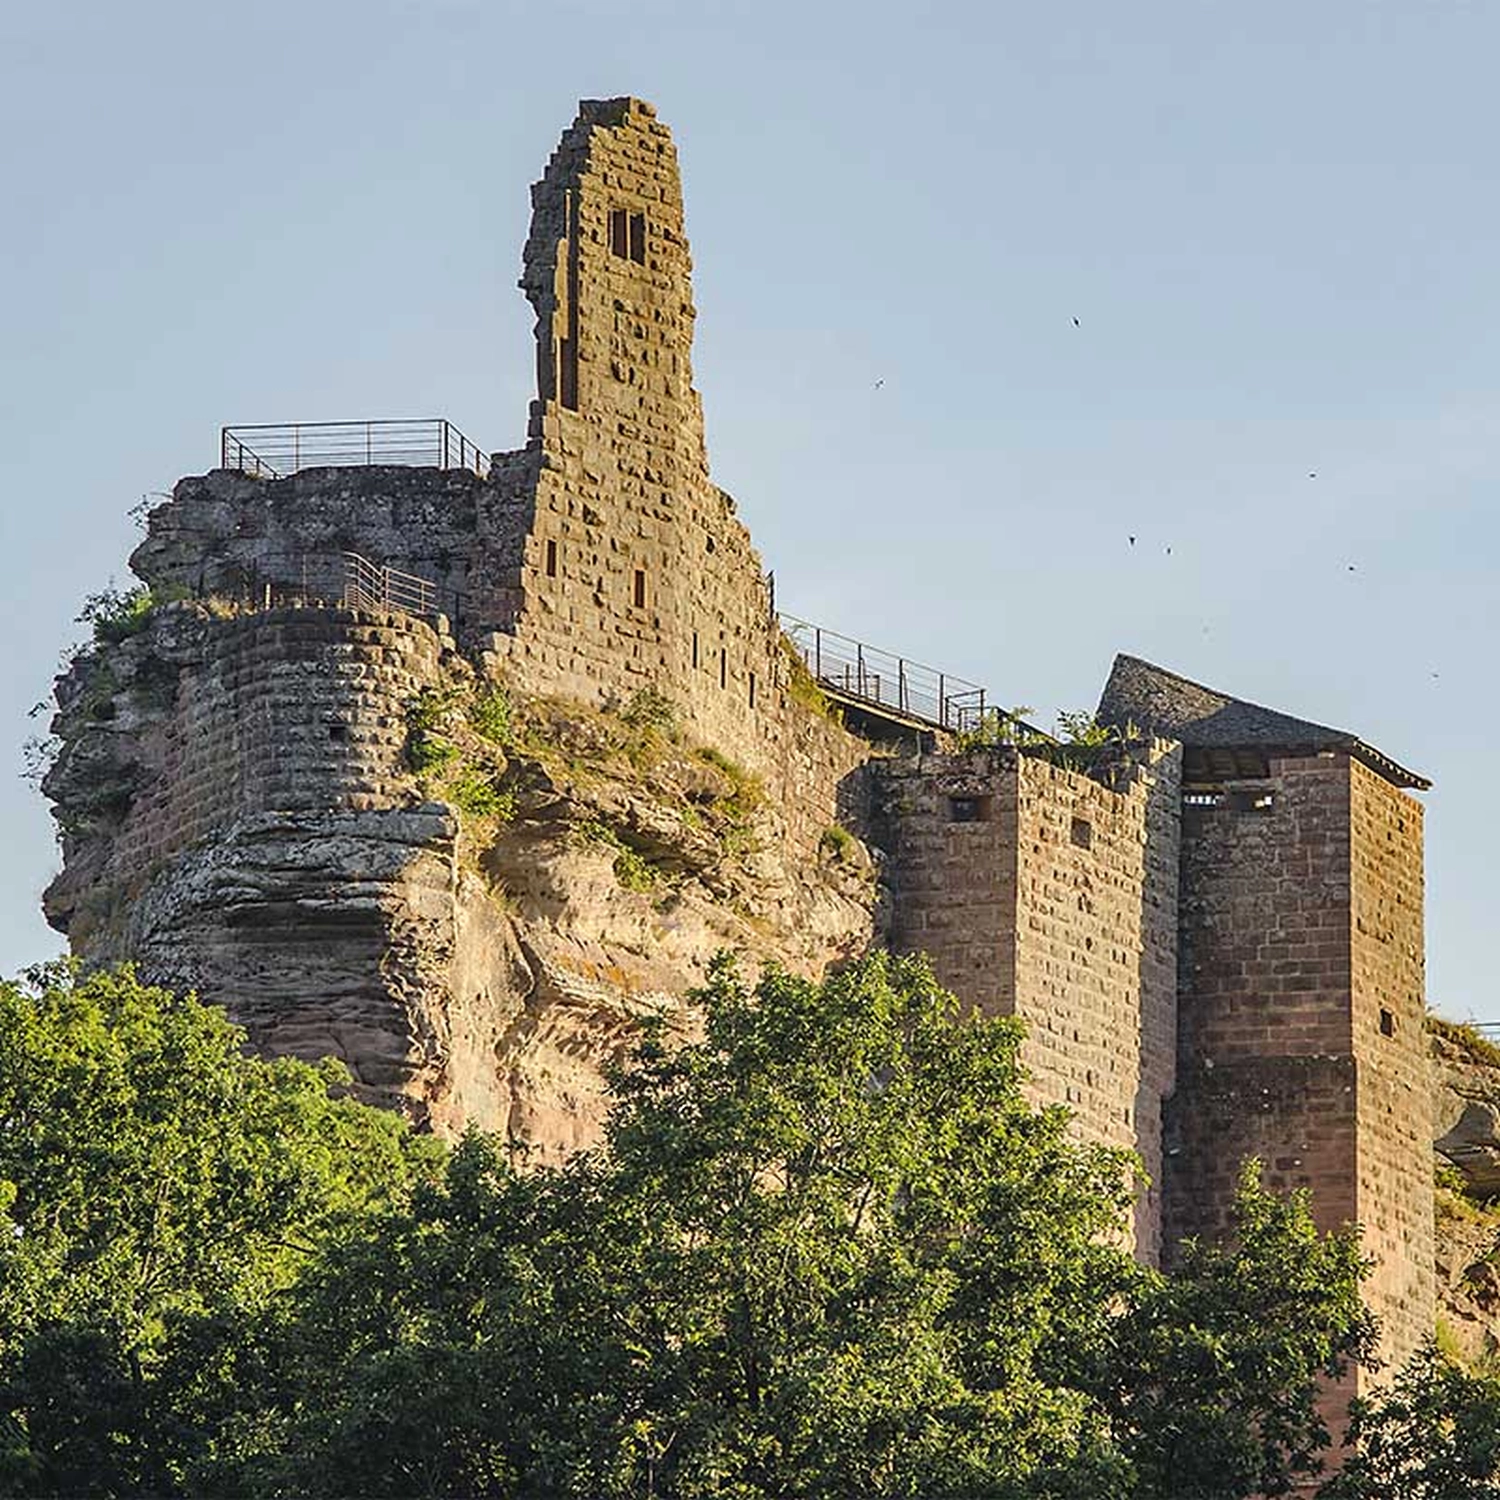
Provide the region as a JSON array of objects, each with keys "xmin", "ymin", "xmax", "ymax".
[
  {"xmin": 493, "ymin": 97, "xmax": 780, "ymax": 772},
  {"xmin": 876, "ymin": 742, "xmax": 1183, "ymax": 1264},
  {"xmin": 1098, "ymin": 655, "xmax": 1433, "ymax": 1393}
]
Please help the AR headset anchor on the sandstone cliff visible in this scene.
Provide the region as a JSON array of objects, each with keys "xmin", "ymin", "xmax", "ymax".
[
  {"xmin": 42, "ymin": 592, "xmax": 880, "ymax": 1154},
  {"xmin": 1431, "ymin": 1021, "xmax": 1500, "ymax": 1364}
]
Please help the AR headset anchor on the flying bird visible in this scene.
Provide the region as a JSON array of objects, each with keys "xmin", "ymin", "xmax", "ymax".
[
  {"xmin": 1128, "ymin": 535, "xmax": 1136, "ymax": 547},
  {"xmin": 874, "ymin": 379, "xmax": 884, "ymax": 389},
  {"xmin": 1164, "ymin": 546, "xmax": 1172, "ymax": 556},
  {"xmin": 1072, "ymin": 316, "xmax": 1080, "ymax": 327},
  {"xmin": 1309, "ymin": 472, "xmax": 1317, "ymax": 479}
]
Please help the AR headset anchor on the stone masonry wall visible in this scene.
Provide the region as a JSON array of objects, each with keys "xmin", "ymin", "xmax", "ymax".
[
  {"xmin": 492, "ymin": 97, "xmax": 784, "ymax": 779},
  {"xmin": 879, "ymin": 751, "xmax": 1020, "ymax": 1016},
  {"xmin": 1350, "ymin": 759, "xmax": 1433, "ymax": 1376},
  {"xmin": 132, "ymin": 462, "xmax": 535, "ymax": 634},
  {"xmin": 1167, "ymin": 750, "xmax": 1431, "ymax": 1389},
  {"xmin": 1167, "ymin": 757, "xmax": 1358, "ymax": 1261},
  {"xmin": 1012, "ymin": 748, "xmax": 1182, "ymax": 1263},
  {"xmin": 44, "ymin": 604, "xmax": 447, "ymax": 956},
  {"xmin": 1175, "ymin": 758, "xmax": 1354, "ymax": 1068},
  {"xmin": 878, "ymin": 742, "xmax": 1182, "ymax": 1262}
]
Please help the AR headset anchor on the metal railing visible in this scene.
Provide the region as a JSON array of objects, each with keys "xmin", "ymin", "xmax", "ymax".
[
  {"xmin": 779, "ymin": 615, "xmax": 996, "ymax": 734},
  {"xmin": 220, "ymin": 419, "xmax": 491, "ymax": 479},
  {"xmin": 334, "ymin": 552, "xmax": 438, "ymax": 616},
  {"xmin": 243, "ymin": 552, "xmax": 444, "ymax": 620}
]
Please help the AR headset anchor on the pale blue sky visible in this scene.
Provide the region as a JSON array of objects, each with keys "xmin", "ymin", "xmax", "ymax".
[{"xmin": 2, "ymin": 2, "xmax": 1496, "ymax": 1015}]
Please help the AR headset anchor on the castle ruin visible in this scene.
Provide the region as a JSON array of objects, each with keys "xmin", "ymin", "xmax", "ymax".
[{"xmin": 40, "ymin": 98, "xmax": 1433, "ymax": 1399}]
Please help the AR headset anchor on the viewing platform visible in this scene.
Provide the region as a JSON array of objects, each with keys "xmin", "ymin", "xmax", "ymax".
[{"xmin": 220, "ymin": 419, "xmax": 491, "ymax": 480}]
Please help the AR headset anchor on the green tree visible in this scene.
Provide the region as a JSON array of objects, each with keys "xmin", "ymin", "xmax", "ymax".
[
  {"xmin": 0, "ymin": 958, "xmax": 1379, "ymax": 1498},
  {"xmin": 228, "ymin": 955, "xmax": 1142, "ymax": 1497},
  {"xmin": 1319, "ymin": 1345, "xmax": 1500, "ymax": 1499},
  {"xmin": 0, "ymin": 963, "xmax": 439, "ymax": 1495},
  {"xmin": 231, "ymin": 955, "xmax": 1374, "ymax": 1500},
  {"xmin": 1093, "ymin": 1161, "xmax": 1377, "ymax": 1498}
]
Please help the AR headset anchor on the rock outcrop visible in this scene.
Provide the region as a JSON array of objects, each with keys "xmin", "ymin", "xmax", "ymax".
[{"xmin": 41, "ymin": 593, "xmax": 879, "ymax": 1151}]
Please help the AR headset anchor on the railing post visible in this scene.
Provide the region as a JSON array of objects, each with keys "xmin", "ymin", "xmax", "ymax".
[
  {"xmin": 293, "ymin": 424, "xmax": 300, "ymax": 472},
  {"xmin": 220, "ymin": 427, "xmax": 228, "ymax": 469},
  {"xmin": 441, "ymin": 420, "xmax": 449, "ymax": 470},
  {"xmin": 814, "ymin": 628, "xmax": 822, "ymax": 679},
  {"xmin": 938, "ymin": 673, "xmax": 946, "ymax": 727},
  {"xmin": 899, "ymin": 659, "xmax": 907, "ymax": 713},
  {"xmin": 857, "ymin": 643, "xmax": 865, "ymax": 698}
]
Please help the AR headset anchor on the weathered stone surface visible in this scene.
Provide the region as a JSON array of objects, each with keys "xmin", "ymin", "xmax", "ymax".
[
  {"xmin": 1433, "ymin": 1032, "xmax": 1500, "ymax": 1197},
  {"xmin": 42, "ymin": 595, "xmax": 879, "ymax": 1149},
  {"xmin": 876, "ymin": 741, "xmax": 1182, "ymax": 1262}
]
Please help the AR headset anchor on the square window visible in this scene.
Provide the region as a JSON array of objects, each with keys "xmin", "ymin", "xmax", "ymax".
[
  {"xmin": 609, "ymin": 208, "xmax": 629, "ymax": 258},
  {"xmin": 948, "ymin": 795, "xmax": 992, "ymax": 823},
  {"xmin": 1229, "ymin": 789, "xmax": 1275, "ymax": 814}
]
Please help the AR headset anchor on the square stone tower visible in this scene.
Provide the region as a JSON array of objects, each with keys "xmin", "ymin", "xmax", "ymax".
[
  {"xmin": 1099, "ymin": 655, "xmax": 1433, "ymax": 1391},
  {"xmin": 877, "ymin": 740, "xmax": 1183, "ymax": 1262}
]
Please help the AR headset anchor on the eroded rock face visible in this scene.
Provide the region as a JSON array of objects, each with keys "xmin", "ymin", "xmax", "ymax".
[
  {"xmin": 1430, "ymin": 1029, "xmax": 1500, "ymax": 1364},
  {"xmin": 41, "ymin": 598, "xmax": 880, "ymax": 1152},
  {"xmin": 1433, "ymin": 1031, "xmax": 1500, "ymax": 1198}
]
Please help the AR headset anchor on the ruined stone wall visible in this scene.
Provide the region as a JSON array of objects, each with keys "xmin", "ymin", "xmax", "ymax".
[
  {"xmin": 879, "ymin": 750, "xmax": 1020, "ymax": 1015},
  {"xmin": 132, "ymin": 462, "xmax": 536, "ymax": 632},
  {"xmin": 44, "ymin": 604, "xmax": 446, "ymax": 955},
  {"xmin": 1175, "ymin": 758, "xmax": 1354, "ymax": 1067},
  {"xmin": 877, "ymin": 743, "xmax": 1182, "ymax": 1261},
  {"xmin": 134, "ymin": 99, "xmax": 834, "ymax": 801},
  {"xmin": 1350, "ymin": 760, "xmax": 1433, "ymax": 1375},
  {"xmin": 492, "ymin": 97, "xmax": 783, "ymax": 777},
  {"xmin": 1167, "ymin": 758, "xmax": 1358, "ymax": 1261}
]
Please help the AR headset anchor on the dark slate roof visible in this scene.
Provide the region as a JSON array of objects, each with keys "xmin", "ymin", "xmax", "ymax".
[{"xmin": 1096, "ymin": 654, "xmax": 1430, "ymax": 790}]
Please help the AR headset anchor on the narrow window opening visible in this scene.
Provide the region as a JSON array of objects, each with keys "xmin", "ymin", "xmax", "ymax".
[
  {"xmin": 1071, "ymin": 816, "xmax": 1093, "ymax": 849},
  {"xmin": 328, "ymin": 723, "xmax": 349, "ymax": 743},
  {"xmin": 692, "ymin": 631, "xmax": 699, "ymax": 669},
  {"xmin": 748, "ymin": 672, "xmax": 757, "ymax": 709},
  {"xmin": 558, "ymin": 336, "xmax": 578, "ymax": 410},
  {"xmin": 948, "ymin": 795, "xmax": 993, "ymax": 824},
  {"xmin": 609, "ymin": 208, "xmax": 629, "ymax": 259},
  {"xmin": 1229, "ymin": 789, "xmax": 1275, "ymax": 814},
  {"xmin": 1380, "ymin": 1008, "xmax": 1396, "ymax": 1038},
  {"xmin": 545, "ymin": 539, "xmax": 558, "ymax": 578},
  {"xmin": 720, "ymin": 650, "xmax": 728, "ymax": 690},
  {"xmin": 629, "ymin": 212, "xmax": 647, "ymax": 264},
  {"xmin": 633, "ymin": 569, "xmax": 647, "ymax": 609}
]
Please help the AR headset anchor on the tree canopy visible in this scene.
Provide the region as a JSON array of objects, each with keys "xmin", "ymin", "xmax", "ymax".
[
  {"xmin": 0, "ymin": 954, "xmax": 1423, "ymax": 1498},
  {"xmin": 0, "ymin": 964, "xmax": 439, "ymax": 1494}
]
